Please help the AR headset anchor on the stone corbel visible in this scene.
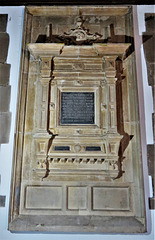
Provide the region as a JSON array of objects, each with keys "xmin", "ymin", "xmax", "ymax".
[
  {"xmin": 28, "ymin": 43, "xmax": 65, "ymax": 79},
  {"xmin": 93, "ymin": 43, "xmax": 131, "ymax": 57},
  {"xmin": 40, "ymin": 57, "xmax": 52, "ymax": 78}
]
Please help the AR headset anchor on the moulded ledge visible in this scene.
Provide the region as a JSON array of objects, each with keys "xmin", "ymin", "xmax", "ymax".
[
  {"xmin": 8, "ymin": 215, "xmax": 146, "ymax": 233},
  {"xmin": 93, "ymin": 43, "xmax": 131, "ymax": 56},
  {"xmin": 28, "ymin": 43, "xmax": 131, "ymax": 59},
  {"xmin": 27, "ymin": 6, "xmax": 130, "ymax": 17},
  {"xmin": 28, "ymin": 43, "xmax": 64, "ymax": 58}
]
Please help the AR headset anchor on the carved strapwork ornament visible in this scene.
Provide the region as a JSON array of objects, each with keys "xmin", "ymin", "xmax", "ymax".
[{"xmin": 60, "ymin": 16, "xmax": 102, "ymax": 44}]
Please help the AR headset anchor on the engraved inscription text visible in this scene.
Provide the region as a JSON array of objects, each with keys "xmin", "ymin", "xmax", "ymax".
[{"xmin": 60, "ymin": 92, "xmax": 94, "ymax": 125}]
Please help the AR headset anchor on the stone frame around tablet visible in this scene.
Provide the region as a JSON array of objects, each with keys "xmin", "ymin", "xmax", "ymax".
[{"xmin": 50, "ymin": 86, "xmax": 100, "ymax": 133}]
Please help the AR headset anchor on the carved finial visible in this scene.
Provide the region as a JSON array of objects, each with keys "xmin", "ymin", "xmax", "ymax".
[
  {"xmin": 61, "ymin": 15, "xmax": 102, "ymax": 44},
  {"xmin": 76, "ymin": 16, "xmax": 83, "ymax": 28}
]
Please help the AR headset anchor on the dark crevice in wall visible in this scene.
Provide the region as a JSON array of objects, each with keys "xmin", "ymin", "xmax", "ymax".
[
  {"xmin": 42, "ymin": 57, "xmax": 58, "ymax": 180},
  {"xmin": 115, "ymin": 57, "xmax": 133, "ymax": 179},
  {"xmin": 42, "ymin": 134, "xmax": 58, "ymax": 181}
]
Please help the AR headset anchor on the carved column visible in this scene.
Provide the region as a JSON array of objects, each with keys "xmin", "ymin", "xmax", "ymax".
[{"xmin": 104, "ymin": 56, "xmax": 118, "ymax": 133}]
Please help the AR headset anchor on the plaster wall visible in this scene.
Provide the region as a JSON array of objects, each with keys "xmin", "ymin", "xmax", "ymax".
[{"xmin": 0, "ymin": 5, "xmax": 154, "ymax": 240}]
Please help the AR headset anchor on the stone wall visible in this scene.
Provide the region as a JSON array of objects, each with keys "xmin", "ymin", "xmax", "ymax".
[
  {"xmin": 0, "ymin": 14, "xmax": 11, "ymax": 208},
  {"xmin": 0, "ymin": 14, "xmax": 11, "ymax": 145}
]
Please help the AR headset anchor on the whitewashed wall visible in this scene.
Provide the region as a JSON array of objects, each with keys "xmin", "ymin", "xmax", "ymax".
[{"xmin": 0, "ymin": 5, "xmax": 154, "ymax": 240}]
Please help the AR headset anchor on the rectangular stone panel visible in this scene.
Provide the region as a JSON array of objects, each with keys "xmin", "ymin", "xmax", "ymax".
[
  {"xmin": 0, "ymin": 112, "xmax": 11, "ymax": 143},
  {"xmin": 25, "ymin": 186, "xmax": 62, "ymax": 210},
  {"xmin": 0, "ymin": 33, "xmax": 9, "ymax": 63},
  {"xmin": 0, "ymin": 14, "xmax": 8, "ymax": 32},
  {"xmin": 67, "ymin": 186, "xmax": 88, "ymax": 210},
  {"xmin": 92, "ymin": 187, "xmax": 130, "ymax": 211},
  {"xmin": 60, "ymin": 92, "xmax": 94, "ymax": 125}
]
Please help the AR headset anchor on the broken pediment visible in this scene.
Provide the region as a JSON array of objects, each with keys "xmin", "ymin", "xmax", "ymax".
[{"xmin": 9, "ymin": 6, "xmax": 146, "ymax": 233}]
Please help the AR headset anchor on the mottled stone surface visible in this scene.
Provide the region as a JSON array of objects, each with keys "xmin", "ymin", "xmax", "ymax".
[
  {"xmin": 149, "ymin": 198, "xmax": 155, "ymax": 209},
  {"xmin": 147, "ymin": 144, "xmax": 154, "ymax": 176},
  {"xmin": 0, "ymin": 14, "xmax": 11, "ymax": 145},
  {"xmin": 0, "ymin": 112, "xmax": 11, "ymax": 143},
  {"xmin": 145, "ymin": 14, "xmax": 155, "ymax": 35},
  {"xmin": 0, "ymin": 196, "xmax": 6, "ymax": 207},
  {"xmin": 0, "ymin": 86, "xmax": 11, "ymax": 112},
  {"xmin": 0, "ymin": 32, "xmax": 9, "ymax": 63},
  {"xmin": 143, "ymin": 36, "xmax": 155, "ymax": 63},
  {"xmin": 0, "ymin": 63, "xmax": 10, "ymax": 85},
  {"xmin": 0, "ymin": 14, "xmax": 8, "ymax": 32}
]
